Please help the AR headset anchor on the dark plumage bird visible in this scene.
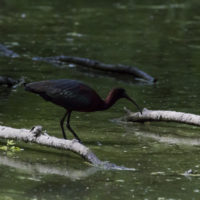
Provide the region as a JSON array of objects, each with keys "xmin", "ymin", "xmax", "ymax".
[{"xmin": 25, "ymin": 79, "xmax": 142, "ymax": 142}]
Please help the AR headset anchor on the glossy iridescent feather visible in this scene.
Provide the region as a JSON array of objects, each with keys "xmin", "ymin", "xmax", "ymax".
[{"xmin": 25, "ymin": 79, "xmax": 105, "ymax": 112}]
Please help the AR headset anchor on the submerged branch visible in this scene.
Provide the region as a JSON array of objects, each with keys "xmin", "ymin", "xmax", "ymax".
[
  {"xmin": 33, "ymin": 55, "xmax": 156, "ymax": 83},
  {"xmin": 122, "ymin": 108, "xmax": 200, "ymax": 126},
  {"xmin": 0, "ymin": 125, "xmax": 134, "ymax": 171},
  {"xmin": 0, "ymin": 76, "xmax": 19, "ymax": 87},
  {"xmin": 0, "ymin": 44, "xmax": 19, "ymax": 58},
  {"xmin": 0, "ymin": 43, "xmax": 156, "ymax": 83}
]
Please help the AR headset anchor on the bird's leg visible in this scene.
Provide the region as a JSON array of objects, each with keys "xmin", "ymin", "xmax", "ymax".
[
  {"xmin": 60, "ymin": 111, "xmax": 68, "ymax": 139},
  {"xmin": 66, "ymin": 111, "xmax": 82, "ymax": 143}
]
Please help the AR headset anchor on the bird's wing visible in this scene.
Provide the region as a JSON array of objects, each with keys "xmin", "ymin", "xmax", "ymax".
[
  {"xmin": 41, "ymin": 80, "xmax": 98, "ymax": 110},
  {"xmin": 26, "ymin": 79, "xmax": 103, "ymax": 111}
]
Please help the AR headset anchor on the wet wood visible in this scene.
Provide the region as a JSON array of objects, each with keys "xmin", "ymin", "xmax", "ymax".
[
  {"xmin": 123, "ymin": 108, "xmax": 200, "ymax": 126},
  {"xmin": 0, "ymin": 125, "xmax": 134, "ymax": 170},
  {"xmin": 0, "ymin": 43, "xmax": 156, "ymax": 83},
  {"xmin": 33, "ymin": 55, "xmax": 157, "ymax": 83}
]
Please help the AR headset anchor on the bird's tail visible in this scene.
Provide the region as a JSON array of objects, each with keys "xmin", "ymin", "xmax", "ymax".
[{"xmin": 23, "ymin": 81, "xmax": 48, "ymax": 95}]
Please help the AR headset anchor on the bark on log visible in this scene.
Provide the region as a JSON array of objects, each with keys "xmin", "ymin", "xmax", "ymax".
[
  {"xmin": 33, "ymin": 55, "xmax": 156, "ymax": 83},
  {"xmin": 122, "ymin": 108, "xmax": 200, "ymax": 126},
  {"xmin": 0, "ymin": 125, "xmax": 134, "ymax": 171},
  {"xmin": 0, "ymin": 76, "xmax": 19, "ymax": 87}
]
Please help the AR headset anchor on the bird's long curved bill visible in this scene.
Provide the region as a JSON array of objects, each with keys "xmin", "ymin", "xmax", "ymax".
[{"xmin": 126, "ymin": 96, "xmax": 143, "ymax": 114}]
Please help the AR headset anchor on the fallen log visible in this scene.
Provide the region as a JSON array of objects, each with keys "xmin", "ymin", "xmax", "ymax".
[
  {"xmin": 33, "ymin": 55, "xmax": 156, "ymax": 83},
  {"xmin": 122, "ymin": 107, "xmax": 200, "ymax": 126},
  {"xmin": 0, "ymin": 125, "xmax": 134, "ymax": 171}
]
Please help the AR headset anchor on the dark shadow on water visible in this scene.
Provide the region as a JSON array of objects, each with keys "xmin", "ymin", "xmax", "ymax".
[
  {"xmin": 0, "ymin": 86, "xmax": 12, "ymax": 99},
  {"xmin": 84, "ymin": 140, "xmax": 138, "ymax": 146}
]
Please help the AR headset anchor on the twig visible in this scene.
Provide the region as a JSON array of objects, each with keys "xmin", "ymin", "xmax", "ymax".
[
  {"xmin": 122, "ymin": 107, "xmax": 200, "ymax": 126},
  {"xmin": 0, "ymin": 125, "xmax": 135, "ymax": 171}
]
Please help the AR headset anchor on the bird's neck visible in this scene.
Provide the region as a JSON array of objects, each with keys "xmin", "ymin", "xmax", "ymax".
[{"xmin": 103, "ymin": 92, "xmax": 119, "ymax": 110}]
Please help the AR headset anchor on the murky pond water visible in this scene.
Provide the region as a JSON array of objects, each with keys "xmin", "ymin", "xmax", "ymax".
[{"xmin": 1, "ymin": 0, "xmax": 200, "ymax": 199}]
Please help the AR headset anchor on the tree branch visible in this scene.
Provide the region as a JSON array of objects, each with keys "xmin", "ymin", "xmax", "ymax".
[
  {"xmin": 122, "ymin": 107, "xmax": 200, "ymax": 126},
  {"xmin": 0, "ymin": 125, "xmax": 134, "ymax": 171},
  {"xmin": 33, "ymin": 55, "xmax": 156, "ymax": 83},
  {"xmin": 0, "ymin": 43, "xmax": 156, "ymax": 83}
]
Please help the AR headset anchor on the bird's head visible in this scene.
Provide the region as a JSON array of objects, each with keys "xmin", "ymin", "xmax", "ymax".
[{"xmin": 112, "ymin": 88, "xmax": 142, "ymax": 114}]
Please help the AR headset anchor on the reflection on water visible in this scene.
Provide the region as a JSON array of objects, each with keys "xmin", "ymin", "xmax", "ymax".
[
  {"xmin": 0, "ymin": 154, "xmax": 99, "ymax": 181},
  {"xmin": 134, "ymin": 130, "xmax": 200, "ymax": 146}
]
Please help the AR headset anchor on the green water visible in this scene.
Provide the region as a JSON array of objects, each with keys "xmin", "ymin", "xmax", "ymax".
[{"xmin": 1, "ymin": 0, "xmax": 200, "ymax": 199}]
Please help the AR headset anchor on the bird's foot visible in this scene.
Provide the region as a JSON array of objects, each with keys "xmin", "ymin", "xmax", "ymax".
[{"xmin": 72, "ymin": 138, "xmax": 83, "ymax": 144}]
